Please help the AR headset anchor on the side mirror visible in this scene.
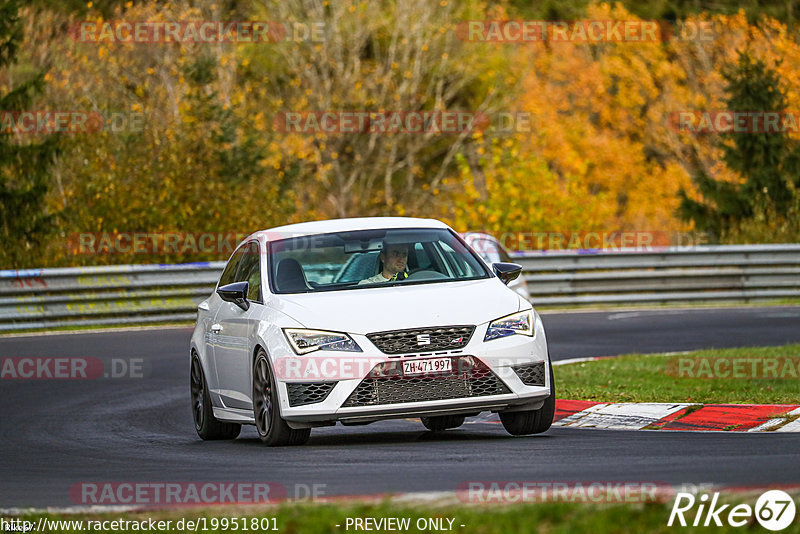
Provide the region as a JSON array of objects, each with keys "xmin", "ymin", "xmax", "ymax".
[
  {"xmin": 217, "ymin": 281, "xmax": 250, "ymax": 311},
  {"xmin": 492, "ymin": 262, "xmax": 522, "ymax": 285}
]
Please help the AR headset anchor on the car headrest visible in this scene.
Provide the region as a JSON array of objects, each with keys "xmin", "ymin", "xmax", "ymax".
[{"xmin": 276, "ymin": 258, "xmax": 309, "ymax": 293}]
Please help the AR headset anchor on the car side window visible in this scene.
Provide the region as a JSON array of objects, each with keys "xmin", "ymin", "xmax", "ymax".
[
  {"xmin": 496, "ymin": 242, "xmax": 513, "ymax": 263},
  {"xmin": 219, "ymin": 245, "xmax": 246, "ymax": 287},
  {"xmin": 481, "ymin": 239, "xmax": 503, "ymax": 264},
  {"xmin": 235, "ymin": 241, "xmax": 262, "ymax": 303},
  {"xmin": 469, "ymin": 238, "xmax": 492, "ymax": 264}
]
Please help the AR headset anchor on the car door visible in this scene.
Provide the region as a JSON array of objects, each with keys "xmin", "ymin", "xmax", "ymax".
[
  {"xmin": 212, "ymin": 240, "xmax": 263, "ymax": 410},
  {"xmin": 204, "ymin": 244, "xmax": 246, "ymax": 399}
]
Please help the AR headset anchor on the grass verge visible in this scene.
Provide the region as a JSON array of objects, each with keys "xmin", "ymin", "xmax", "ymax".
[{"xmin": 555, "ymin": 344, "xmax": 800, "ymax": 404}]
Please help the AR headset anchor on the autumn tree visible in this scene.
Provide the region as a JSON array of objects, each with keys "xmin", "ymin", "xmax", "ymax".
[
  {"xmin": 679, "ymin": 51, "xmax": 800, "ymax": 241},
  {"xmin": 252, "ymin": 0, "xmax": 515, "ymax": 219},
  {"xmin": 22, "ymin": 0, "xmax": 298, "ymax": 265},
  {"xmin": 0, "ymin": 0, "xmax": 58, "ymax": 268}
]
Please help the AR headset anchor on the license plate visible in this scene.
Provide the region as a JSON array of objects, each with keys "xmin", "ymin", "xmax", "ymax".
[{"xmin": 402, "ymin": 357, "xmax": 452, "ymax": 376}]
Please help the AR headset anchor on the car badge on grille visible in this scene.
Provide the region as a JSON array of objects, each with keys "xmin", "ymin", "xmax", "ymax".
[
  {"xmin": 451, "ymin": 337, "xmax": 464, "ymax": 344},
  {"xmin": 416, "ymin": 334, "xmax": 431, "ymax": 345}
]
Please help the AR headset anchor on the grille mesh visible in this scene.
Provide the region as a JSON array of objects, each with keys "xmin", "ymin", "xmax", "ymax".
[
  {"xmin": 367, "ymin": 325, "xmax": 475, "ymax": 354},
  {"xmin": 286, "ymin": 382, "xmax": 336, "ymax": 407},
  {"xmin": 513, "ymin": 361, "xmax": 546, "ymax": 386},
  {"xmin": 342, "ymin": 356, "xmax": 510, "ymax": 407}
]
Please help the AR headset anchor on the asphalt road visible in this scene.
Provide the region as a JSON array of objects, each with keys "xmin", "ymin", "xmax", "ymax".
[{"xmin": 1, "ymin": 306, "xmax": 799, "ymax": 508}]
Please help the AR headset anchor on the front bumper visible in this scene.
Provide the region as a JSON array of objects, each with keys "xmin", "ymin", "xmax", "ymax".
[{"xmin": 275, "ymin": 314, "xmax": 551, "ymax": 424}]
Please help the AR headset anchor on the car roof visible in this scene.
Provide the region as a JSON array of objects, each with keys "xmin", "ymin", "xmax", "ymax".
[{"xmin": 245, "ymin": 217, "xmax": 450, "ymax": 243}]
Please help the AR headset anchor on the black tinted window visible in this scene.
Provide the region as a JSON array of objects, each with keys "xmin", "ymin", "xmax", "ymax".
[
  {"xmin": 235, "ymin": 241, "xmax": 262, "ymax": 302},
  {"xmin": 269, "ymin": 228, "xmax": 489, "ymax": 294},
  {"xmin": 219, "ymin": 245, "xmax": 246, "ymax": 287}
]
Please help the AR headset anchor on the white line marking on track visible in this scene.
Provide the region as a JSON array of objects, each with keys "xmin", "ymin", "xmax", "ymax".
[
  {"xmin": 747, "ymin": 407, "xmax": 800, "ymax": 432},
  {"xmin": 558, "ymin": 402, "xmax": 691, "ymax": 430},
  {"xmin": 773, "ymin": 407, "xmax": 800, "ymax": 432}
]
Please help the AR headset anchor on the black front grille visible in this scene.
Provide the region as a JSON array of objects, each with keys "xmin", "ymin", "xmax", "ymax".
[
  {"xmin": 286, "ymin": 382, "xmax": 336, "ymax": 407},
  {"xmin": 342, "ymin": 356, "xmax": 510, "ymax": 407},
  {"xmin": 513, "ymin": 361, "xmax": 546, "ymax": 386},
  {"xmin": 367, "ymin": 325, "xmax": 475, "ymax": 354}
]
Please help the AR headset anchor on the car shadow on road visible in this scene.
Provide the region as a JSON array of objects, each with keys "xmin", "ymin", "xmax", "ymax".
[{"xmin": 232, "ymin": 429, "xmax": 554, "ymax": 448}]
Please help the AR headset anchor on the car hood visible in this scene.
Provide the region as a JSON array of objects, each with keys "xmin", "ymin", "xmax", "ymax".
[{"xmin": 269, "ymin": 278, "xmax": 522, "ymax": 334}]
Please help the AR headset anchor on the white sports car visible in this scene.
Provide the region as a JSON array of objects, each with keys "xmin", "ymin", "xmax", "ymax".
[{"xmin": 190, "ymin": 217, "xmax": 555, "ymax": 446}]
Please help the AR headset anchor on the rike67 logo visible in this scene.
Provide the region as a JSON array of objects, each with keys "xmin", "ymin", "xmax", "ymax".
[{"xmin": 668, "ymin": 490, "xmax": 796, "ymax": 531}]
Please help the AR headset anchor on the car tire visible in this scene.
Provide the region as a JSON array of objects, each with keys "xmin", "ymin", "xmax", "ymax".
[
  {"xmin": 499, "ymin": 359, "xmax": 555, "ymax": 436},
  {"xmin": 420, "ymin": 415, "xmax": 465, "ymax": 431},
  {"xmin": 253, "ymin": 349, "xmax": 311, "ymax": 446},
  {"xmin": 191, "ymin": 354, "xmax": 242, "ymax": 440}
]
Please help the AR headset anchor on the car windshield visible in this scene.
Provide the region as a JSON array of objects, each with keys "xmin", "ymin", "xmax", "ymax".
[{"xmin": 268, "ymin": 228, "xmax": 490, "ymax": 294}]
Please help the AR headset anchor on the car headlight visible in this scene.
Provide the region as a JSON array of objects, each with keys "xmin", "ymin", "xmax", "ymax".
[
  {"xmin": 484, "ymin": 310, "xmax": 534, "ymax": 341},
  {"xmin": 283, "ymin": 329, "xmax": 363, "ymax": 354}
]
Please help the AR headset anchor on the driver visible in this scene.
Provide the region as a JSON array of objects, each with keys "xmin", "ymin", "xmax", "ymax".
[{"xmin": 359, "ymin": 243, "xmax": 409, "ymax": 284}]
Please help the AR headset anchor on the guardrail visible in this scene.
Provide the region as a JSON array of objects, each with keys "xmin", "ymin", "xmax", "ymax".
[
  {"xmin": 1, "ymin": 244, "xmax": 799, "ymax": 331},
  {"xmin": 513, "ymin": 244, "xmax": 800, "ymax": 306}
]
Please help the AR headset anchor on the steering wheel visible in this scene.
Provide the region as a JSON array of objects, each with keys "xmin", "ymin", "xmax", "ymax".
[{"xmin": 405, "ymin": 270, "xmax": 448, "ymax": 281}]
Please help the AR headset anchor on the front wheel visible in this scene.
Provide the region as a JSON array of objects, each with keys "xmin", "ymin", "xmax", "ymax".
[
  {"xmin": 191, "ymin": 354, "xmax": 241, "ymax": 440},
  {"xmin": 500, "ymin": 360, "xmax": 555, "ymax": 436},
  {"xmin": 253, "ymin": 349, "xmax": 311, "ymax": 446}
]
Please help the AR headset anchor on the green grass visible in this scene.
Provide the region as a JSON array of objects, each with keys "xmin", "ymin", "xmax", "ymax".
[
  {"xmin": 11, "ymin": 496, "xmax": 800, "ymax": 534},
  {"xmin": 555, "ymin": 344, "xmax": 800, "ymax": 404}
]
